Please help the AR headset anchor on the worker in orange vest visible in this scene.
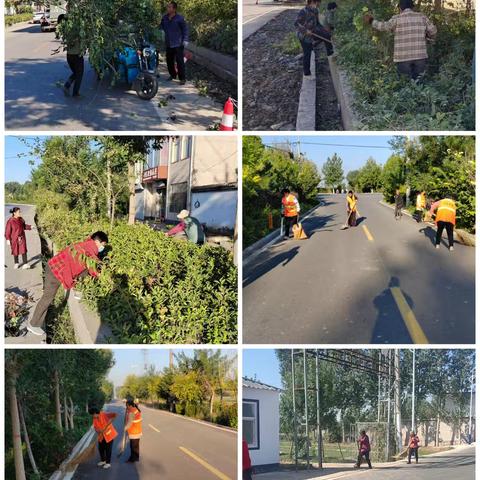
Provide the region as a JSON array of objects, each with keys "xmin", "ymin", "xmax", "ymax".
[
  {"xmin": 429, "ymin": 197, "xmax": 456, "ymax": 251},
  {"xmin": 125, "ymin": 398, "xmax": 143, "ymax": 463},
  {"xmin": 89, "ymin": 406, "xmax": 118, "ymax": 469},
  {"xmin": 407, "ymin": 431, "xmax": 420, "ymax": 464},
  {"xmin": 281, "ymin": 188, "xmax": 300, "ymax": 239}
]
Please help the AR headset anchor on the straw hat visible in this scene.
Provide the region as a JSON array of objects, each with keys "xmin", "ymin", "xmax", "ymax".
[{"xmin": 177, "ymin": 210, "xmax": 190, "ymax": 219}]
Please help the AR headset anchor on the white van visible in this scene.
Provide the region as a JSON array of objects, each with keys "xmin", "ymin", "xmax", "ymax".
[{"xmin": 40, "ymin": 2, "xmax": 67, "ymax": 33}]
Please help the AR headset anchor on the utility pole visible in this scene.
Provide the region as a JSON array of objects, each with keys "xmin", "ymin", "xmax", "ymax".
[
  {"xmin": 394, "ymin": 350, "xmax": 402, "ymax": 452},
  {"xmin": 303, "ymin": 349, "xmax": 310, "ymax": 469},
  {"xmin": 291, "ymin": 350, "xmax": 298, "ymax": 470},
  {"xmin": 386, "ymin": 350, "xmax": 392, "ymax": 460},
  {"xmin": 405, "ymin": 135, "xmax": 411, "ymax": 208},
  {"xmin": 468, "ymin": 374, "xmax": 474, "ymax": 444},
  {"xmin": 411, "ymin": 350, "xmax": 415, "ymax": 433},
  {"xmin": 315, "ymin": 350, "xmax": 322, "ymax": 469},
  {"xmin": 169, "ymin": 350, "xmax": 174, "ymax": 369}
]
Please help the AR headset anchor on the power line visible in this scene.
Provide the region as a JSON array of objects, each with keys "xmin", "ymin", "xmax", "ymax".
[{"xmin": 265, "ymin": 141, "xmax": 392, "ymax": 150}]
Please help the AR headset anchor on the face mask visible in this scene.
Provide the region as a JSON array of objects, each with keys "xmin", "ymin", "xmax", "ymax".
[{"xmin": 98, "ymin": 245, "xmax": 105, "ymax": 253}]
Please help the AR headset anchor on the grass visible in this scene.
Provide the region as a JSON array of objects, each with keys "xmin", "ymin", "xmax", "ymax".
[{"xmin": 276, "ymin": 32, "xmax": 303, "ymax": 55}]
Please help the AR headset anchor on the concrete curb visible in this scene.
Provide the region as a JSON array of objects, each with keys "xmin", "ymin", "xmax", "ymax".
[
  {"xmin": 296, "ymin": 49, "xmax": 316, "ymax": 131},
  {"xmin": 188, "ymin": 43, "xmax": 237, "ymax": 85},
  {"xmin": 328, "ymin": 55, "xmax": 359, "ymax": 130},
  {"xmin": 379, "ymin": 201, "xmax": 475, "ymax": 246},
  {"xmin": 68, "ymin": 294, "xmax": 115, "ymax": 344},
  {"xmin": 243, "ymin": 202, "xmax": 321, "ymax": 266}
]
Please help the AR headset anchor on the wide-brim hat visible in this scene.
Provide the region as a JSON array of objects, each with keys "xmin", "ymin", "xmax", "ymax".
[{"xmin": 177, "ymin": 209, "xmax": 190, "ymax": 219}]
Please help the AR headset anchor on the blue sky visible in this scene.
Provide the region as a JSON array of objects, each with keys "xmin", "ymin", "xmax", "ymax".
[
  {"xmin": 261, "ymin": 135, "xmax": 397, "ymax": 175},
  {"xmin": 243, "ymin": 349, "xmax": 282, "ymax": 388},
  {"xmin": 5, "ymin": 136, "xmax": 43, "ymax": 183},
  {"xmin": 109, "ymin": 349, "xmax": 237, "ymax": 391}
]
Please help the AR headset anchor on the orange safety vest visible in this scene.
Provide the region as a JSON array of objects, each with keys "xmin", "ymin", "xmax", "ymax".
[
  {"xmin": 127, "ymin": 407, "xmax": 142, "ymax": 436},
  {"xmin": 93, "ymin": 411, "xmax": 118, "ymax": 443},
  {"xmin": 435, "ymin": 198, "xmax": 456, "ymax": 225},
  {"xmin": 282, "ymin": 194, "xmax": 298, "ymax": 217},
  {"xmin": 347, "ymin": 195, "xmax": 357, "ymax": 212}
]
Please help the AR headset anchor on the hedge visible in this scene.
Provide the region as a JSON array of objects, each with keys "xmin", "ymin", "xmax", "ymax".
[{"xmin": 5, "ymin": 13, "xmax": 33, "ymax": 27}]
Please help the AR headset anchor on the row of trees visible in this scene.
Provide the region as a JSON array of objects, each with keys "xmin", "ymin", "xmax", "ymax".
[
  {"xmin": 119, "ymin": 350, "xmax": 237, "ymax": 427},
  {"xmin": 243, "ymin": 136, "xmax": 321, "ymax": 247},
  {"xmin": 5, "ymin": 349, "xmax": 114, "ymax": 479},
  {"xmin": 278, "ymin": 349, "xmax": 474, "ymax": 456}
]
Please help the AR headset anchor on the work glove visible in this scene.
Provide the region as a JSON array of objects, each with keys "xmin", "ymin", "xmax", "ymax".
[
  {"xmin": 7, "ymin": 240, "xmax": 10, "ymax": 246},
  {"xmin": 363, "ymin": 14, "xmax": 374, "ymax": 25},
  {"xmin": 183, "ymin": 41, "xmax": 189, "ymax": 47}
]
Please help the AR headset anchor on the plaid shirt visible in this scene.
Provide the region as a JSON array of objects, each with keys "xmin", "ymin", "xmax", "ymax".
[
  {"xmin": 295, "ymin": 6, "xmax": 320, "ymax": 43},
  {"xmin": 372, "ymin": 9, "xmax": 437, "ymax": 63}
]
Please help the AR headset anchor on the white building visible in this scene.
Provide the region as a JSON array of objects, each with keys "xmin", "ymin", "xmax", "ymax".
[{"xmin": 243, "ymin": 378, "xmax": 281, "ymax": 471}]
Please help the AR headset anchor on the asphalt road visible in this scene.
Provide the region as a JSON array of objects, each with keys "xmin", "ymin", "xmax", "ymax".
[
  {"xmin": 4, "ymin": 204, "xmax": 45, "ymax": 344},
  {"xmin": 243, "ymin": 194, "xmax": 475, "ymax": 345},
  {"xmin": 74, "ymin": 402, "xmax": 237, "ymax": 480},
  {"xmin": 5, "ymin": 23, "xmax": 221, "ymax": 131},
  {"xmin": 243, "ymin": 0, "xmax": 293, "ymax": 40}
]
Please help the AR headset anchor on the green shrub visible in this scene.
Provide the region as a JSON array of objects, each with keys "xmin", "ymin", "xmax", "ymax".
[
  {"xmin": 5, "ymin": 13, "xmax": 32, "ymax": 26},
  {"xmin": 36, "ymin": 205, "xmax": 237, "ymax": 344},
  {"xmin": 213, "ymin": 401, "xmax": 238, "ymax": 428}
]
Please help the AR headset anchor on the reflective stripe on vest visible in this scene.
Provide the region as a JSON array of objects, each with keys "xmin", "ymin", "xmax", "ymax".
[
  {"xmin": 436, "ymin": 199, "xmax": 456, "ymax": 225},
  {"xmin": 93, "ymin": 412, "xmax": 118, "ymax": 443},
  {"xmin": 283, "ymin": 194, "xmax": 298, "ymax": 217},
  {"xmin": 127, "ymin": 408, "xmax": 142, "ymax": 436}
]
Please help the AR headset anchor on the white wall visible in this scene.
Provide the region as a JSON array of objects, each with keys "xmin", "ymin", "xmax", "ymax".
[
  {"xmin": 191, "ymin": 190, "xmax": 237, "ymax": 230},
  {"xmin": 243, "ymin": 387, "xmax": 280, "ymax": 467}
]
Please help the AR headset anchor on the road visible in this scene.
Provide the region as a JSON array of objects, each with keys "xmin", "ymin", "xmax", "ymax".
[
  {"xmin": 243, "ymin": 194, "xmax": 475, "ymax": 344},
  {"xmin": 243, "ymin": 0, "xmax": 293, "ymax": 40},
  {"xmin": 254, "ymin": 446, "xmax": 475, "ymax": 480},
  {"xmin": 4, "ymin": 204, "xmax": 45, "ymax": 344},
  {"xmin": 74, "ymin": 402, "xmax": 237, "ymax": 480},
  {"xmin": 5, "ymin": 23, "xmax": 221, "ymax": 131}
]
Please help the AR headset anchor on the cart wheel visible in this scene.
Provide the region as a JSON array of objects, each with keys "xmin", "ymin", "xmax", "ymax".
[{"xmin": 134, "ymin": 73, "xmax": 158, "ymax": 100}]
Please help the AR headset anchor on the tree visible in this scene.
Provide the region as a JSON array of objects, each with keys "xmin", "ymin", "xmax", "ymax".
[
  {"xmin": 356, "ymin": 158, "xmax": 383, "ymax": 192},
  {"xmin": 322, "ymin": 154, "xmax": 344, "ymax": 193},
  {"xmin": 381, "ymin": 155, "xmax": 405, "ymax": 202},
  {"xmin": 346, "ymin": 170, "xmax": 360, "ymax": 190},
  {"xmin": 171, "ymin": 372, "xmax": 204, "ymax": 417}
]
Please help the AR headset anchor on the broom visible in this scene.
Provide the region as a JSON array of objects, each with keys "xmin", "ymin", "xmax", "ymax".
[
  {"xmin": 117, "ymin": 407, "xmax": 129, "ymax": 458},
  {"xmin": 340, "ymin": 210, "xmax": 355, "ymax": 230}
]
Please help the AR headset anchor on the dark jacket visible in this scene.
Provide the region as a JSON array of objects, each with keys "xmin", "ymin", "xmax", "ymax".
[
  {"xmin": 295, "ymin": 6, "xmax": 321, "ymax": 43},
  {"xmin": 160, "ymin": 13, "xmax": 189, "ymax": 48}
]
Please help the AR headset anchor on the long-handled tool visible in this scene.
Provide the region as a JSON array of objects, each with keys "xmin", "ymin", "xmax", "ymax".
[
  {"xmin": 310, "ymin": 31, "xmax": 334, "ymax": 45},
  {"xmin": 340, "ymin": 209, "xmax": 355, "ymax": 230},
  {"xmin": 117, "ymin": 406, "xmax": 128, "ymax": 458}
]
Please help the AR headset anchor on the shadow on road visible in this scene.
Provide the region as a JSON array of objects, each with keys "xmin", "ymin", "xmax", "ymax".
[
  {"xmin": 419, "ymin": 225, "xmax": 453, "ymax": 248},
  {"xmin": 243, "ymin": 246, "xmax": 300, "ymax": 288},
  {"xmin": 371, "ymin": 276, "xmax": 414, "ymax": 344},
  {"xmin": 9, "ymin": 25, "xmax": 43, "ymax": 34},
  {"xmin": 301, "ymin": 213, "xmax": 335, "ymax": 238},
  {"xmin": 356, "ymin": 216, "xmax": 367, "ymax": 226}
]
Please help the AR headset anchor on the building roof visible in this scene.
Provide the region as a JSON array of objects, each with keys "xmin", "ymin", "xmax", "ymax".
[{"xmin": 243, "ymin": 377, "xmax": 282, "ymax": 392}]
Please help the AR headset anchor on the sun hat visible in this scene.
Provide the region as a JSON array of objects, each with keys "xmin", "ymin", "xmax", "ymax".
[{"xmin": 177, "ymin": 210, "xmax": 190, "ymax": 219}]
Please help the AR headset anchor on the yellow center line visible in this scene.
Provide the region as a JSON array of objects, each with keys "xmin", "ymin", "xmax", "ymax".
[
  {"xmin": 362, "ymin": 225, "xmax": 374, "ymax": 242},
  {"xmin": 390, "ymin": 287, "xmax": 429, "ymax": 344},
  {"xmin": 179, "ymin": 446, "xmax": 232, "ymax": 480},
  {"xmin": 148, "ymin": 424, "xmax": 160, "ymax": 433}
]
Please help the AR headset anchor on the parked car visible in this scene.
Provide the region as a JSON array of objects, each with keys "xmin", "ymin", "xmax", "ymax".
[
  {"xmin": 40, "ymin": 2, "xmax": 66, "ymax": 34},
  {"xmin": 32, "ymin": 11, "xmax": 49, "ymax": 24}
]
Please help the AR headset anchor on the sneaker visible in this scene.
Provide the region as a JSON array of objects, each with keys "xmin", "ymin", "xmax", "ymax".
[
  {"xmin": 27, "ymin": 323, "xmax": 45, "ymax": 336},
  {"xmin": 73, "ymin": 290, "xmax": 83, "ymax": 300},
  {"xmin": 22, "ymin": 263, "xmax": 31, "ymax": 269},
  {"xmin": 14, "ymin": 263, "xmax": 20, "ymax": 269},
  {"xmin": 435, "ymin": 244, "xmax": 440, "ymax": 249},
  {"xmin": 97, "ymin": 461, "xmax": 106, "ymax": 467},
  {"xmin": 179, "ymin": 80, "xmax": 186, "ymax": 85},
  {"xmin": 103, "ymin": 463, "xmax": 111, "ymax": 469},
  {"xmin": 449, "ymin": 246, "xmax": 454, "ymax": 251},
  {"xmin": 168, "ymin": 76, "xmax": 176, "ymax": 81}
]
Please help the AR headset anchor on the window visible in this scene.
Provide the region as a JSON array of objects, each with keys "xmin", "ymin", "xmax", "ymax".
[
  {"xmin": 169, "ymin": 182, "xmax": 188, "ymax": 214},
  {"xmin": 171, "ymin": 137, "xmax": 191, "ymax": 163},
  {"xmin": 243, "ymin": 400, "xmax": 259, "ymax": 449}
]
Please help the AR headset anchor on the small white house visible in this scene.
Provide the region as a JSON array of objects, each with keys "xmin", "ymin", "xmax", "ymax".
[{"xmin": 243, "ymin": 378, "xmax": 281, "ymax": 471}]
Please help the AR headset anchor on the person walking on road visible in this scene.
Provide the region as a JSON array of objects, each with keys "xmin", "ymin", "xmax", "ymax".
[
  {"xmin": 89, "ymin": 406, "xmax": 118, "ymax": 470},
  {"xmin": 5, "ymin": 207, "xmax": 35, "ymax": 270},
  {"xmin": 394, "ymin": 189, "xmax": 404, "ymax": 220},
  {"xmin": 415, "ymin": 190, "xmax": 426, "ymax": 222},
  {"xmin": 346, "ymin": 190, "xmax": 358, "ymax": 227},
  {"xmin": 166, "ymin": 209, "xmax": 205, "ymax": 245},
  {"xmin": 27, "ymin": 231, "xmax": 109, "ymax": 336},
  {"xmin": 125, "ymin": 399, "xmax": 143, "ymax": 463},
  {"xmin": 407, "ymin": 432, "xmax": 420, "ymax": 464},
  {"xmin": 243, "ymin": 438, "xmax": 253, "ymax": 480},
  {"xmin": 364, "ymin": 0, "xmax": 437, "ymax": 80},
  {"xmin": 281, "ymin": 188, "xmax": 300, "ymax": 239},
  {"xmin": 295, "ymin": 0, "xmax": 334, "ymax": 77},
  {"xmin": 160, "ymin": 1, "xmax": 189, "ymax": 85},
  {"xmin": 429, "ymin": 197, "xmax": 456, "ymax": 251},
  {"xmin": 63, "ymin": 27, "xmax": 84, "ymax": 98},
  {"xmin": 354, "ymin": 430, "xmax": 373, "ymax": 469}
]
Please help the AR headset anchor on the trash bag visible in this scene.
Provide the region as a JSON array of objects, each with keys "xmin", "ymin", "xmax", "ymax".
[{"xmin": 293, "ymin": 223, "xmax": 308, "ymax": 240}]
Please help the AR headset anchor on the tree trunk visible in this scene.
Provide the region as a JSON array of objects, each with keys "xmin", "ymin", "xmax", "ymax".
[
  {"xmin": 70, "ymin": 398, "xmax": 75, "ymax": 429},
  {"xmin": 435, "ymin": 413, "xmax": 440, "ymax": 446},
  {"xmin": 434, "ymin": 0, "xmax": 442, "ymax": 12},
  {"xmin": 8, "ymin": 374, "xmax": 26, "ymax": 480},
  {"xmin": 107, "ymin": 157, "xmax": 112, "ymax": 220},
  {"xmin": 64, "ymin": 394, "xmax": 69, "ymax": 431},
  {"xmin": 128, "ymin": 162, "xmax": 136, "ymax": 225},
  {"xmin": 111, "ymin": 195, "xmax": 117, "ymax": 228},
  {"xmin": 18, "ymin": 399, "xmax": 39, "ymax": 475},
  {"xmin": 54, "ymin": 369, "xmax": 62, "ymax": 433},
  {"xmin": 210, "ymin": 391, "xmax": 215, "ymax": 418}
]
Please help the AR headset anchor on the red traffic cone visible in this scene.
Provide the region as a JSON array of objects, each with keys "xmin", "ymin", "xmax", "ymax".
[{"xmin": 220, "ymin": 98, "xmax": 235, "ymax": 131}]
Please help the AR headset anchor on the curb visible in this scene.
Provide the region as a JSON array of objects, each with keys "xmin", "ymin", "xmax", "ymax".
[
  {"xmin": 296, "ymin": 49, "xmax": 316, "ymax": 130},
  {"xmin": 243, "ymin": 202, "xmax": 321, "ymax": 266},
  {"xmin": 68, "ymin": 294, "xmax": 115, "ymax": 344},
  {"xmin": 187, "ymin": 43, "xmax": 237, "ymax": 85},
  {"xmin": 328, "ymin": 55, "xmax": 359, "ymax": 130},
  {"xmin": 379, "ymin": 201, "xmax": 475, "ymax": 247}
]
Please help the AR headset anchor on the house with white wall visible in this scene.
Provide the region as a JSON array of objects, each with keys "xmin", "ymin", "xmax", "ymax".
[{"xmin": 243, "ymin": 378, "xmax": 281, "ymax": 471}]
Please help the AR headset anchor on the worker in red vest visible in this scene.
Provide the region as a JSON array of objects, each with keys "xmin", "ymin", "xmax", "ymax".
[
  {"xmin": 243, "ymin": 438, "xmax": 253, "ymax": 480},
  {"xmin": 89, "ymin": 406, "xmax": 118, "ymax": 470},
  {"xmin": 125, "ymin": 399, "xmax": 143, "ymax": 463},
  {"xmin": 281, "ymin": 188, "xmax": 300, "ymax": 239},
  {"xmin": 354, "ymin": 430, "xmax": 372, "ymax": 469},
  {"xmin": 5, "ymin": 206, "xmax": 36, "ymax": 269},
  {"xmin": 28, "ymin": 231, "xmax": 109, "ymax": 336},
  {"xmin": 429, "ymin": 197, "xmax": 456, "ymax": 251},
  {"xmin": 407, "ymin": 431, "xmax": 420, "ymax": 464}
]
